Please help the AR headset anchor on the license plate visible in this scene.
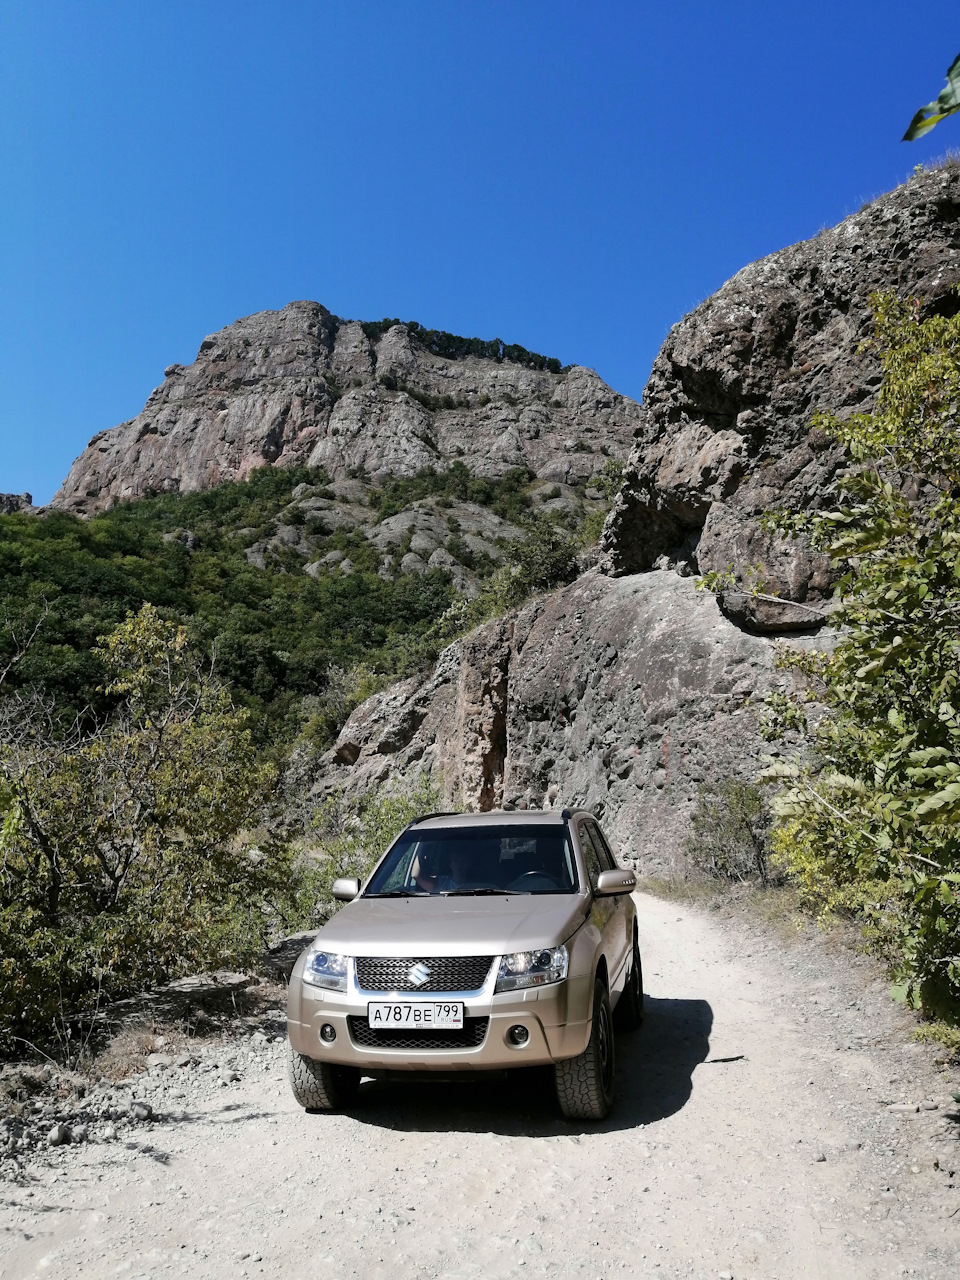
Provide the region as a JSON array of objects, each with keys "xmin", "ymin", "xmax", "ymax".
[{"xmin": 367, "ymin": 1001, "xmax": 464, "ymax": 1029}]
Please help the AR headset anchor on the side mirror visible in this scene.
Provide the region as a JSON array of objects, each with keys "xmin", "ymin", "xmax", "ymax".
[
  {"xmin": 595, "ymin": 869, "xmax": 636, "ymax": 897},
  {"xmin": 332, "ymin": 877, "xmax": 360, "ymax": 902}
]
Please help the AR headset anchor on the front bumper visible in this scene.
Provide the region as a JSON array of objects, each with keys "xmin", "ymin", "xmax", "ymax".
[{"xmin": 286, "ymin": 956, "xmax": 592, "ymax": 1071}]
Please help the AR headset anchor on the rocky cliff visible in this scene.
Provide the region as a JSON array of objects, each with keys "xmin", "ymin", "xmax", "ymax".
[
  {"xmin": 0, "ymin": 494, "xmax": 35, "ymax": 516},
  {"xmin": 52, "ymin": 305, "xmax": 639, "ymax": 512},
  {"xmin": 311, "ymin": 167, "xmax": 960, "ymax": 865},
  {"xmin": 315, "ymin": 570, "xmax": 824, "ymax": 869},
  {"xmin": 602, "ymin": 164, "xmax": 960, "ymax": 631}
]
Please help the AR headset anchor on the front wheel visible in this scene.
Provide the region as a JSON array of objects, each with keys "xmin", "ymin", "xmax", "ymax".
[
  {"xmin": 554, "ymin": 978, "xmax": 616, "ymax": 1121},
  {"xmin": 287, "ymin": 1041, "xmax": 360, "ymax": 1112},
  {"xmin": 614, "ymin": 934, "xmax": 644, "ymax": 1031}
]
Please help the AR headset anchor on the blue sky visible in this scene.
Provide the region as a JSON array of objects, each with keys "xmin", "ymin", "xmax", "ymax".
[{"xmin": 1, "ymin": 1, "xmax": 958, "ymax": 502}]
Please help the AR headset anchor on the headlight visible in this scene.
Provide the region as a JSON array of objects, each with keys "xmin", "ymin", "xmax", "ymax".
[
  {"xmin": 495, "ymin": 946, "xmax": 568, "ymax": 992},
  {"xmin": 303, "ymin": 950, "xmax": 349, "ymax": 991}
]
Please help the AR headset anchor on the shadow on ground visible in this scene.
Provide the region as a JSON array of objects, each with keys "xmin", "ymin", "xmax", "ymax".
[{"xmin": 340, "ymin": 995, "xmax": 713, "ymax": 1138}]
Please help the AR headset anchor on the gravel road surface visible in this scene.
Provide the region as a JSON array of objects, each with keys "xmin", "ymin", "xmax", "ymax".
[{"xmin": 2, "ymin": 893, "xmax": 959, "ymax": 1279}]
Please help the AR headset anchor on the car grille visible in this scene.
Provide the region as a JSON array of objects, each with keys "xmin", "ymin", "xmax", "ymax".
[
  {"xmin": 348, "ymin": 1016, "xmax": 489, "ymax": 1051},
  {"xmin": 354, "ymin": 956, "xmax": 494, "ymax": 993}
]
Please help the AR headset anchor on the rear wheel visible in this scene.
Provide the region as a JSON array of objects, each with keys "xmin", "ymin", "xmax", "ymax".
[
  {"xmin": 287, "ymin": 1041, "xmax": 360, "ymax": 1112},
  {"xmin": 614, "ymin": 934, "xmax": 644, "ymax": 1031},
  {"xmin": 554, "ymin": 977, "xmax": 616, "ymax": 1121}
]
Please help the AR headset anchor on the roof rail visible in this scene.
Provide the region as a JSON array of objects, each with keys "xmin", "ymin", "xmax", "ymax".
[
  {"xmin": 405, "ymin": 811, "xmax": 463, "ymax": 829},
  {"xmin": 561, "ymin": 807, "xmax": 572, "ymax": 821}
]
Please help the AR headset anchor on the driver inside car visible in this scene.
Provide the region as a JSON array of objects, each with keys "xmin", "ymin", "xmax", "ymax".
[
  {"xmin": 409, "ymin": 840, "xmax": 501, "ymax": 892},
  {"xmin": 436, "ymin": 847, "xmax": 479, "ymax": 890},
  {"xmin": 409, "ymin": 845, "xmax": 479, "ymax": 892}
]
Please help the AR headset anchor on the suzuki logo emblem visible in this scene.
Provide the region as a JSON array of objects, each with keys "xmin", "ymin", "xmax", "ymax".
[{"xmin": 408, "ymin": 962, "xmax": 431, "ymax": 988}]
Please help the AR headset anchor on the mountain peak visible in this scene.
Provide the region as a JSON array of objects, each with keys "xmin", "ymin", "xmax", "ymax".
[{"xmin": 52, "ymin": 306, "xmax": 638, "ymax": 513}]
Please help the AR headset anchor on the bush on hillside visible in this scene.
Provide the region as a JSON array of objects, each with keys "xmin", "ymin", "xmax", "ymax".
[
  {"xmin": 304, "ymin": 772, "xmax": 442, "ymax": 916},
  {"xmin": 757, "ymin": 290, "xmax": 960, "ymax": 1019},
  {"xmin": 0, "ymin": 606, "xmax": 305, "ymax": 1058},
  {"xmin": 683, "ymin": 780, "xmax": 773, "ymax": 883}
]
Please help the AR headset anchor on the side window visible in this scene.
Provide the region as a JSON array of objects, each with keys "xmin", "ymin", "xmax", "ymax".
[
  {"xmin": 589, "ymin": 823, "xmax": 618, "ymax": 872},
  {"xmin": 578, "ymin": 823, "xmax": 603, "ymax": 891}
]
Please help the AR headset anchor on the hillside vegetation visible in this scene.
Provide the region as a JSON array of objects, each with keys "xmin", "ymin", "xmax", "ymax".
[
  {"xmin": 0, "ymin": 461, "xmax": 615, "ymax": 745},
  {"xmin": 755, "ymin": 292, "xmax": 960, "ymax": 1023}
]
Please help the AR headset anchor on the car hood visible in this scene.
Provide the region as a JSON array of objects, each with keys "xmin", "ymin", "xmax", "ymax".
[{"xmin": 312, "ymin": 893, "xmax": 588, "ymax": 956}]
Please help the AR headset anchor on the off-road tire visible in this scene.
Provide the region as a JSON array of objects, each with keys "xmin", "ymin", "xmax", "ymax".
[
  {"xmin": 287, "ymin": 1041, "xmax": 360, "ymax": 1112},
  {"xmin": 554, "ymin": 977, "xmax": 616, "ymax": 1121},
  {"xmin": 614, "ymin": 934, "xmax": 644, "ymax": 1031}
]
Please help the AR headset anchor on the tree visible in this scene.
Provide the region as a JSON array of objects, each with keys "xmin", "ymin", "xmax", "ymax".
[
  {"xmin": 0, "ymin": 605, "xmax": 289, "ymax": 1054},
  {"xmin": 761, "ymin": 291, "xmax": 960, "ymax": 1018}
]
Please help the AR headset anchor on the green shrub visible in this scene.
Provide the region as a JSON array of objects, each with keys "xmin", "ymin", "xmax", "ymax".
[
  {"xmin": 298, "ymin": 663, "xmax": 387, "ymax": 749},
  {"xmin": 756, "ymin": 290, "xmax": 960, "ymax": 1016},
  {"xmin": 0, "ymin": 606, "xmax": 299, "ymax": 1057},
  {"xmin": 684, "ymin": 780, "xmax": 773, "ymax": 883},
  {"xmin": 591, "ymin": 457, "xmax": 624, "ymax": 501},
  {"xmin": 508, "ymin": 514, "xmax": 581, "ymax": 597}
]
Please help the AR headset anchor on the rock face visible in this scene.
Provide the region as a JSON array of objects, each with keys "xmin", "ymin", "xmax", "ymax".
[
  {"xmin": 52, "ymin": 304, "xmax": 640, "ymax": 512},
  {"xmin": 0, "ymin": 494, "xmax": 34, "ymax": 516},
  {"xmin": 601, "ymin": 165, "xmax": 960, "ymax": 630},
  {"xmin": 316, "ymin": 571, "xmax": 822, "ymax": 869}
]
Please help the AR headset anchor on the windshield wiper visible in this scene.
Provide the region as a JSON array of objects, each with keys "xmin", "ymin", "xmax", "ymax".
[
  {"xmin": 441, "ymin": 887, "xmax": 513, "ymax": 896},
  {"xmin": 364, "ymin": 888, "xmax": 423, "ymax": 898}
]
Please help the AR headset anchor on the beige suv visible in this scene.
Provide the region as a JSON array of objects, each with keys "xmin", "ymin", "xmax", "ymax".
[{"xmin": 286, "ymin": 809, "xmax": 643, "ymax": 1120}]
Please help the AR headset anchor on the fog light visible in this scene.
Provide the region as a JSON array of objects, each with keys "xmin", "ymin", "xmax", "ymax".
[
  {"xmin": 320, "ymin": 1023, "xmax": 336, "ymax": 1043},
  {"xmin": 507, "ymin": 1024, "xmax": 530, "ymax": 1046}
]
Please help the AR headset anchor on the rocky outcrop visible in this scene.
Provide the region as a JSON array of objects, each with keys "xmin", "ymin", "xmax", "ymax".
[
  {"xmin": 52, "ymin": 304, "xmax": 640, "ymax": 512},
  {"xmin": 324, "ymin": 613, "xmax": 516, "ymax": 814},
  {"xmin": 0, "ymin": 494, "xmax": 34, "ymax": 516},
  {"xmin": 601, "ymin": 165, "xmax": 960, "ymax": 630},
  {"xmin": 316, "ymin": 571, "xmax": 826, "ymax": 869}
]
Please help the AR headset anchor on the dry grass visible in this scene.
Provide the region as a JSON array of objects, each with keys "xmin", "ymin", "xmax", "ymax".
[
  {"xmin": 912, "ymin": 1022, "xmax": 960, "ymax": 1062},
  {"xmin": 86, "ymin": 977, "xmax": 288, "ymax": 1081},
  {"xmin": 90, "ymin": 1023, "xmax": 199, "ymax": 1082},
  {"xmin": 910, "ymin": 149, "xmax": 960, "ymax": 177},
  {"xmin": 0, "ymin": 1063, "xmax": 88, "ymax": 1119}
]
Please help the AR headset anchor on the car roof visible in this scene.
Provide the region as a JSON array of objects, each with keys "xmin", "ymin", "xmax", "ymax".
[{"xmin": 408, "ymin": 809, "xmax": 589, "ymax": 831}]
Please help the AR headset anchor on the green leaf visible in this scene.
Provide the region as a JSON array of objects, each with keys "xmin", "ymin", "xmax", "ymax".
[{"xmin": 903, "ymin": 53, "xmax": 960, "ymax": 142}]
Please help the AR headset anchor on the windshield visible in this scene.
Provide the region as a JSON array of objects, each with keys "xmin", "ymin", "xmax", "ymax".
[{"xmin": 364, "ymin": 825, "xmax": 579, "ymax": 896}]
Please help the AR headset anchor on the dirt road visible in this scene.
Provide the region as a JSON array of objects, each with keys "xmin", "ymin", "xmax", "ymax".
[{"xmin": 2, "ymin": 893, "xmax": 959, "ymax": 1280}]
